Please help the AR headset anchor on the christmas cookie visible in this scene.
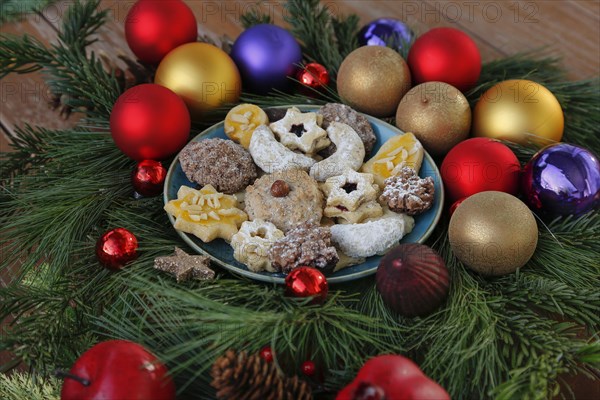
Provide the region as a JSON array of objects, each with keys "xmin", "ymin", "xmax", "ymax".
[
  {"xmin": 249, "ymin": 125, "xmax": 316, "ymax": 173},
  {"xmin": 224, "ymin": 104, "xmax": 269, "ymax": 149},
  {"xmin": 269, "ymin": 107, "xmax": 330, "ymax": 154},
  {"xmin": 310, "ymin": 122, "xmax": 365, "ymax": 181},
  {"xmin": 230, "ymin": 220, "xmax": 285, "ymax": 272},
  {"xmin": 362, "ymin": 132, "xmax": 424, "ymax": 188},
  {"xmin": 380, "ymin": 167, "xmax": 435, "ymax": 216},
  {"xmin": 164, "ymin": 185, "xmax": 248, "ymax": 242},
  {"xmin": 268, "ymin": 222, "xmax": 339, "ymax": 273},
  {"xmin": 318, "ymin": 103, "xmax": 377, "ymax": 157},
  {"xmin": 244, "ymin": 169, "xmax": 323, "ymax": 232},
  {"xmin": 322, "ymin": 170, "xmax": 383, "ymax": 223},
  {"xmin": 179, "ymin": 139, "xmax": 257, "ymax": 194},
  {"xmin": 330, "ymin": 210, "xmax": 415, "ymax": 258}
]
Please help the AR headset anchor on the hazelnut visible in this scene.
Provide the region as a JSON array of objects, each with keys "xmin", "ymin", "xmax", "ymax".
[{"xmin": 270, "ymin": 180, "xmax": 290, "ymax": 197}]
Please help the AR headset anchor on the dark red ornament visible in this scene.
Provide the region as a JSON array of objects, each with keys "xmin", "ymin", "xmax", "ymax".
[
  {"xmin": 132, "ymin": 160, "xmax": 167, "ymax": 197},
  {"xmin": 376, "ymin": 244, "xmax": 449, "ymax": 317},
  {"xmin": 285, "ymin": 267, "xmax": 328, "ymax": 304},
  {"xmin": 95, "ymin": 228, "xmax": 139, "ymax": 270},
  {"xmin": 449, "ymin": 197, "xmax": 466, "ymax": 217},
  {"xmin": 110, "ymin": 84, "xmax": 190, "ymax": 161},
  {"xmin": 297, "ymin": 63, "xmax": 330, "ymax": 89},
  {"xmin": 125, "ymin": 0, "xmax": 198, "ymax": 64},
  {"xmin": 441, "ymin": 137, "xmax": 521, "ymax": 203},
  {"xmin": 259, "ymin": 346, "xmax": 274, "ymax": 363},
  {"xmin": 408, "ymin": 27, "xmax": 481, "ymax": 92},
  {"xmin": 301, "ymin": 360, "xmax": 316, "ymax": 376},
  {"xmin": 60, "ymin": 340, "xmax": 175, "ymax": 400},
  {"xmin": 336, "ymin": 355, "xmax": 449, "ymax": 400}
]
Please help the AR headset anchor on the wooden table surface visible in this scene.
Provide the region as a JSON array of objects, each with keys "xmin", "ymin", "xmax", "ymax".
[{"xmin": 1, "ymin": 0, "xmax": 599, "ymax": 396}]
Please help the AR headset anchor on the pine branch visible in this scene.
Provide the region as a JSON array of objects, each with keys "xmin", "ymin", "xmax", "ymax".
[
  {"xmin": 283, "ymin": 0, "xmax": 360, "ymax": 74},
  {"xmin": 239, "ymin": 4, "xmax": 273, "ymax": 28},
  {"xmin": 94, "ymin": 275, "xmax": 400, "ymax": 396},
  {"xmin": 0, "ymin": 0, "xmax": 120, "ymax": 118},
  {"xmin": 0, "ymin": 373, "xmax": 60, "ymax": 400}
]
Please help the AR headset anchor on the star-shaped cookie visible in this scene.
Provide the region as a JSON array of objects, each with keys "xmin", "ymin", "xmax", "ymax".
[
  {"xmin": 154, "ymin": 247, "xmax": 215, "ymax": 282},
  {"xmin": 164, "ymin": 185, "xmax": 248, "ymax": 242},
  {"xmin": 269, "ymin": 107, "xmax": 330, "ymax": 154}
]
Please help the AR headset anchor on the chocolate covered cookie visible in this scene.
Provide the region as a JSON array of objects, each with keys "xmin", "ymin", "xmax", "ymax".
[{"xmin": 179, "ymin": 138, "xmax": 257, "ymax": 194}]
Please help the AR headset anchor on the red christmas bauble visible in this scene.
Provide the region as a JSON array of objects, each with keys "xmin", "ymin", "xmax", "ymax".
[
  {"xmin": 441, "ymin": 138, "xmax": 521, "ymax": 203},
  {"xmin": 125, "ymin": 0, "xmax": 198, "ymax": 64},
  {"xmin": 259, "ymin": 346, "xmax": 274, "ymax": 363},
  {"xmin": 110, "ymin": 84, "xmax": 190, "ymax": 160},
  {"xmin": 60, "ymin": 340, "xmax": 175, "ymax": 400},
  {"xmin": 297, "ymin": 63, "xmax": 330, "ymax": 89},
  {"xmin": 376, "ymin": 244, "xmax": 449, "ymax": 317},
  {"xmin": 336, "ymin": 355, "xmax": 449, "ymax": 400},
  {"xmin": 301, "ymin": 360, "xmax": 316, "ymax": 376},
  {"xmin": 285, "ymin": 267, "xmax": 328, "ymax": 304},
  {"xmin": 132, "ymin": 160, "xmax": 167, "ymax": 197},
  {"xmin": 95, "ymin": 228, "xmax": 139, "ymax": 270},
  {"xmin": 449, "ymin": 197, "xmax": 466, "ymax": 217},
  {"xmin": 408, "ymin": 27, "xmax": 481, "ymax": 92}
]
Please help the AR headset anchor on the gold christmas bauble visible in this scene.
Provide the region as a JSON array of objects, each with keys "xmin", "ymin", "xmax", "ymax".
[
  {"xmin": 337, "ymin": 46, "xmax": 411, "ymax": 117},
  {"xmin": 155, "ymin": 43, "xmax": 241, "ymax": 120},
  {"xmin": 395, "ymin": 82, "xmax": 471, "ymax": 157},
  {"xmin": 472, "ymin": 79, "xmax": 564, "ymax": 146},
  {"xmin": 449, "ymin": 191, "xmax": 538, "ymax": 276}
]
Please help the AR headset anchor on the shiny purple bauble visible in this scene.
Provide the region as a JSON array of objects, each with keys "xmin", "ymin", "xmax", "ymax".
[
  {"xmin": 521, "ymin": 143, "xmax": 600, "ymax": 217},
  {"xmin": 358, "ymin": 18, "xmax": 414, "ymax": 51},
  {"xmin": 230, "ymin": 24, "xmax": 302, "ymax": 94}
]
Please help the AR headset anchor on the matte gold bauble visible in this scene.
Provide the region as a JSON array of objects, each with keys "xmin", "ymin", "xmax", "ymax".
[
  {"xmin": 449, "ymin": 191, "xmax": 538, "ymax": 276},
  {"xmin": 155, "ymin": 43, "xmax": 241, "ymax": 119},
  {"xmin": 395, "ymin": 82, "xmax": 471, "ymax": 156},
  {"xmin": 337, "ymin": 46, "xmax": 411, "ymax": 117},
  {"xmin": 472, "ymin": 79, "xmax": 564, "ymax": 146}
]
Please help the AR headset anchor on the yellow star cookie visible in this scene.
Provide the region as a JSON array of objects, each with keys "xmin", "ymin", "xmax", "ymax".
[{"xmin": 164, "ymin": 185, "xmax": 248, "ymax": 242}]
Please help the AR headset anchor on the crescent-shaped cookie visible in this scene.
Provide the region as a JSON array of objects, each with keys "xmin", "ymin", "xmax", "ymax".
[
  {"xmin": 249, "ymin": 125, "xmax": 316, "ymax": 173},
  {"xmin": 330, "ymin": 210, "xmax": 415, "ymax": 258},
  {"xmin": 310, "ymin": 122, "xmax": 365, "ymax": 181}
]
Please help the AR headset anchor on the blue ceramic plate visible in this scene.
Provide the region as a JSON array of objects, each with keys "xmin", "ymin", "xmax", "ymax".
[{"xmin": 164, "ymin": 105, "xmax": 444, "ymax": 284}]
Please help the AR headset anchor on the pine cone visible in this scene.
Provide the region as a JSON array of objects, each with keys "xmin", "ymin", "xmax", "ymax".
[{"xmin": 211, "ymin": 350, "xmax": 313, "ymax": 400}]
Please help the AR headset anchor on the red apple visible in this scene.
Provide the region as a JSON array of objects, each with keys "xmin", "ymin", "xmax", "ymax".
[
  {"xmin": 60, "ymin": 340, "xmax": 175, "ymax": 400},
  {"xmin": 336, "ymin": 354, "xmax": 450, "ymax": 400}
]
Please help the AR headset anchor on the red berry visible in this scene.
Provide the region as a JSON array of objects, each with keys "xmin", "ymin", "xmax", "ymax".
[
  {"xmin": 301, "ymin": 360, "xmax": 316, "ymax": 376},
  {"xmin": 259, "ymin": 346, "xmax": 273, "ymax": 363}
]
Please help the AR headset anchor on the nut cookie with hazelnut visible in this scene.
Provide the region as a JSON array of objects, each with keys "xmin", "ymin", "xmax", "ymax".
[{"xmin": 244, "ymin": 169, "xmax": 324, "ymax": 233}]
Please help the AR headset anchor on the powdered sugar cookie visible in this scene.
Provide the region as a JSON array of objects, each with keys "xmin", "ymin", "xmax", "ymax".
[
  {"xmin": 249, "ymin": 125, "xmax": 316, "ymax": 173},
  {"xmin": 231, "ymin": 220, "xmax": 284, "ymax": 272},
  {"xmin": 321, "ymin": 170, "xmax": 382, "ymax": 223},
  {"xmin": 380, "ymin": 167, "xmax": 435, "ymax": 216},
  {"xmin": 330, "ymin": 210, "xmax": 415, "ymax": 258},
  {"xmin": 310, "ymin": 122, "xmax": 365, "ymax": 181},
  {"xmin": 268, "ymin": 222, "xmax": 339, "ymax": 273},
  {"xmin": 270, "ymin": 107, "xmax": 330, "ymax": 154}
]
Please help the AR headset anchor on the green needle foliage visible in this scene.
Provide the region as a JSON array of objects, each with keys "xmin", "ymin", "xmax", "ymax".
[
  {"xmin": 0, "ymin": 373, "xmax": 60, "ymax": 400},
  {"xmin": 1, "ymin": 0, "xmax": 599, "ymax": 398}
]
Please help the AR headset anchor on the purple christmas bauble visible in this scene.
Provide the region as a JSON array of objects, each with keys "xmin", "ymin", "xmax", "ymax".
[
  {"xmin": 230, "ymin": 24, "xmax": 302, "ymax": 94},
  {"xmin": 358, "ymin": 18, "xmax": 414, "ymax": 51},
  {"xmin": 521, "ymin": 143, "xmax": 600, "ymax": 217}
]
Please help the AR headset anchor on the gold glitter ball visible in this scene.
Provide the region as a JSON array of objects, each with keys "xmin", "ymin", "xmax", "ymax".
[
  {"xmin": 337, "ymin": 46, "xmax": 411, "ymax": 117},
  {"xmin": 449, "ymin": 191, "xmax": 538, "ymax": 276}
]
